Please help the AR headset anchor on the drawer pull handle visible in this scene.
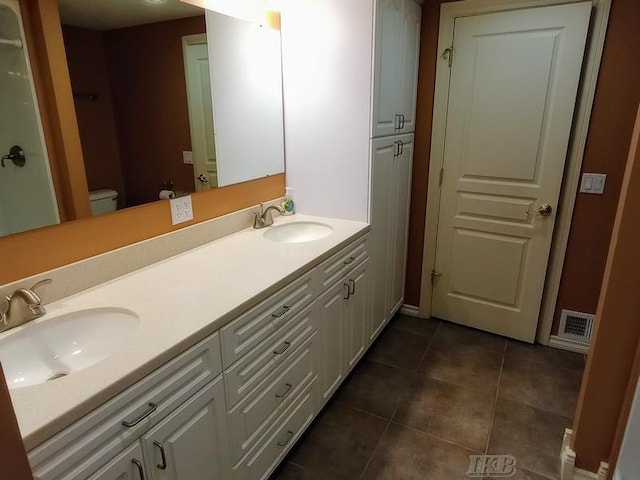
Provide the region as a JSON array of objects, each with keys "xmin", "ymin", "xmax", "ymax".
[
  {"xmin": 271, "ymin": 305, "xmax": 291, "ymax": 318},
  {"xmin": 275, "ymin": 383, "xmax": 293, "ymax": 399},
  {"xmin": 132, "ymin": 458, "xmax": 146, "ymax": 480},
  {"xmin": 344, "ymin": 283, "xmax": 350, "ymax": 300},
  {"xmin": 343, "ymin": 256, "xmax": 356, "ymax": 265},
  {"xmin": 273, "ymin": 341, "xmax": 291, "ymax": 355},
  {"xmin": 348, "ymin": 279, "xmax": 355, "ymax": 295},
  {"xmin": 277, "ymin": 430, "xmax": 295, "ymax": 447},
  {"xmin": 153, "ymin": 441, "xmax": 168, "ymax": 470},
  {"xmin": 121, "ymin": 402, "xmax": 158, "ymax": 427}
]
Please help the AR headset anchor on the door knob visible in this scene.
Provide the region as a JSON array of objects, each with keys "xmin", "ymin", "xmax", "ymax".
[
  {"xmin": 528, "ymin": 204, "xmax": 553, "ymax": 216},
  {"xmin": 197, "ymin": 173, "xmax": 209, "ymax": 183}
]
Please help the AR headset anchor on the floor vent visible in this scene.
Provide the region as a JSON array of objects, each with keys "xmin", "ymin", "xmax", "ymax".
[{"xmin": 558, "ymin": 310, "xmax": 594, "ymax": 344}]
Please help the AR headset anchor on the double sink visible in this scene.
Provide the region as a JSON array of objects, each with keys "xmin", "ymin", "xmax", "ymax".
[{"xmin": 0, "ymin": 221, "xmax": 333, "ymax": 390}]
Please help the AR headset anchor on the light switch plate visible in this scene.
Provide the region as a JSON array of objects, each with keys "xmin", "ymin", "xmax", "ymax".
[
  {"xmin": 580, "ymin": 173, "xmax": 607, "ymax": 194},
  {"xmin": 182, "ymin": 151, "xmax": 194, "ymax": 165},
  {"xmin": 170, "ymin": 195, "xmax": 194, "ymax": 225}
]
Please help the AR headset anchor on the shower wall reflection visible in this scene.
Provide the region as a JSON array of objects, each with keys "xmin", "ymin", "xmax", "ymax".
[{"xmin": 0, "ymin": 0, "xmax": 60, "ymax": 235}]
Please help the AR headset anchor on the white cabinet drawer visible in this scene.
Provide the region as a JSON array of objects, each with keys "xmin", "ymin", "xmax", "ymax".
[
  {"xmin": 232, "ymin": 381, "xmax": 315, "ymax": 480},
  {"xmin": 224, "ymin": 303, "xmax": 315, "ymax": 408},
  {"xmin": 29, "ymin": 334, "xmax": 223, "ymax": 480},
  {"xmin": 221, "ymin": 271, "xmax": 316, "ymax": 368},
  {"xmin": 228, "ymin": 333, "xmax": 315, "ymax": 462},
  {"xmin": 317, "ymin": 234, "xmax": 368, "ymax": 293}
]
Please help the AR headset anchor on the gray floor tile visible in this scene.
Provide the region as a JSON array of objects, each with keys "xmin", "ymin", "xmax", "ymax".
[
  {"xmin": 335, "ymin": 360, "xmax": 414, "ymax": 419},
  {"xmin": 269, "ymin": 462, "xmax": 321, "ymax": 480},
  {"xmin": 389, "ymin": 314, "xmax": 440, "ymax": 337},
  {"xmin": 393, "ymin": 376, "xmax": 494, "ymax": 452},
  {"xmin": 433, "ymin": 321, "xmax": 507, "ymax": 351},
  {"xmin": 487, "ymin": 398, "xmax": 573, "ymax": 479},
  {"xmin": 366, "ymin": 327, "xmax": 432, "ymax": 371},
  {"xmin": 287, "ymin": 402, "xmax": 387, "ymax": 480},
  {"xmin": 362, "ymin": 423, "xmax": 476, "ymax": 480},
  {"xmin": 418, "ymin": 325, "xmax": 504, "ymax": 393},
  {"xmin": 500, "ymin": 342, "xmax": 584, "ymax": 418}
]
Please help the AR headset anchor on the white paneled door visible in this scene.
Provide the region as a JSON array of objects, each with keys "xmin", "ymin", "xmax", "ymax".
[{"xmin": 431, "ymin": 3, "xmax": 591, "ymax": 342}]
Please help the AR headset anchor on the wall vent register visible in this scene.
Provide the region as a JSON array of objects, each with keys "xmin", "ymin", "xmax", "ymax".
[{"xmin": 558, "ymin": 309, "xmax": 594, "ymax": 344}]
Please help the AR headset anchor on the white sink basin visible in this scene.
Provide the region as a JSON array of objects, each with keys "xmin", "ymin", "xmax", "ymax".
[
  {"xmin": 263, "ymin": 221, "xmax": 333, "ymax": 243},
  {"xmin": 0, "ymin": 307, "xmax": 139, "ymax": 389}
]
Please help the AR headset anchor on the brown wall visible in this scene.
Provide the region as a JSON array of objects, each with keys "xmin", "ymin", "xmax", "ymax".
[
  {"xmin": 0, "ymin": 367, "xmax": 33, "ymax": 479},
  {"xmin": 104, "ymin": 16, "xmax": 205, "ymax": 206},
  {"xmin": 405, "ymin": 0, "xmax": 640, "ymax": 337},
  {"xmin": 62, "ymin": 25, "xmax": 127, "ymax": 206},
  {"xmin": 571, "ymin": 105, "xmax": 640, "ymax": 472},
  {"xmin": 551, "ymin": 0, "xmax": 640, "ymax": 332}
]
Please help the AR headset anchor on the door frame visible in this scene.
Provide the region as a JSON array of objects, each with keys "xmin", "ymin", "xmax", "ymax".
[{"xmin": 418, "ymin": 0, "xmax": 612, "ymax": 344}]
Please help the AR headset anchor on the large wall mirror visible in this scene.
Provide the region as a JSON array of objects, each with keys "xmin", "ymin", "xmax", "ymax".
[{"xmin": 0, "ymin": 0, "xmax": 285, "ymax": 237}]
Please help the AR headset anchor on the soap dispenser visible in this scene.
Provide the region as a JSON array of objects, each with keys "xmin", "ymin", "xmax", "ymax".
[{"xmin": 282, "ymin": 187, "xmax": 295, "ymax": 215}]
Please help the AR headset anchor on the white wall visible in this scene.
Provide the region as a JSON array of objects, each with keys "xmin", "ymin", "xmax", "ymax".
[
  {"xmin": 280, "ymin": 0, "xmax": 374, "ymax": 222},
  {"xmin": 0, "ymin": 1, "xmax": 59, "ymax": 236}
]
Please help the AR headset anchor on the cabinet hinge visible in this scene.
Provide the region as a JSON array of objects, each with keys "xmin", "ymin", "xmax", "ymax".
[
  {"xmin": 439, "ymin": 168, "xmax": 444, "ymax": 186},
  {"xmin": 431, "ymin": 270, "xmax": 442, "ymax": 283},
  {"xmin": 443, "ymin": 47, "xmax": 454, "ymax": 68}
]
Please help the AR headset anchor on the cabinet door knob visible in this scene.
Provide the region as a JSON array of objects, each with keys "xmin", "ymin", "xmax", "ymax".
[
  {"xmin": 348, "ymin": 279, "xmax": 355, "ymax": 296},
  {"xmin": 399, "ymin": 114, "xmax": 406, "ymax": 130},
  {"xmin": 344, "ymin": 283, "xmax": 351, "ymax": 300},
  {"xmin": 153, "ymin": 441, "xmax": 168, "ymax": 470},
  {"xmin": 131, "ymin": 458, "xmax": 146, "ymax": 480}
]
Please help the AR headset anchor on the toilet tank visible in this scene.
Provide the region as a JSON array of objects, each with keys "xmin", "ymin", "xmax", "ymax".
[{"xmin": 89, "ymin": 189, "xmax": 118, "ymax": 215}]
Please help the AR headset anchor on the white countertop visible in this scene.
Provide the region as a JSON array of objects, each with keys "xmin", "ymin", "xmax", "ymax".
[{"xmin": 4, "ymin": 214, "xmax": 368, "ymax": 450}]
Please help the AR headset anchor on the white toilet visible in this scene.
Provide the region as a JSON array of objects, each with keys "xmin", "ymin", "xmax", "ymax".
[{"xmin": 89, "ymin": 189, "xmax": 118, "ymax": 215}]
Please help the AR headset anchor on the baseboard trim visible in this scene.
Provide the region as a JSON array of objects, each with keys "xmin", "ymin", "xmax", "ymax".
[
  {"xmin": 549, "ymin": 335, "xmax": 590, "ymax": 354},
  {"xmin": 560, "ymin": 428, "xmax": 609, "ymax": 480},
  {"xmin": 399, "ymin": 304, "xmax": 420, "ymax": 317}
]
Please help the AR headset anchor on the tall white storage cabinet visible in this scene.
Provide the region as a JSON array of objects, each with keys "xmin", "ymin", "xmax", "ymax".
[
  {"xmin": 372, "ymin": 0, "xmax": 422, "ymax": 138},
  {"xmin": 370, "ymin": 0, "xmax": 421, "ymax": 334}
]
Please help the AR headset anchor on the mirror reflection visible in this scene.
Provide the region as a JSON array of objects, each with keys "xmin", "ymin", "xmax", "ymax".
[{"xmin": 0, "ymin": 0, "xmax": 285, "ymax": 236}]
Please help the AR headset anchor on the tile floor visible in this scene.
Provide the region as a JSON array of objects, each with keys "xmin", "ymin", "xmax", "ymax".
[{"xmin": 270, "ymin": 314, "xmax": 585, "ymax": 480}]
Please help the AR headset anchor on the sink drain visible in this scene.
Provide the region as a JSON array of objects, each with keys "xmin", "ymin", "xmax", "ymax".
[{"xmin": 47, "ymin": 373, "xmax": 68, "ymax": 382}]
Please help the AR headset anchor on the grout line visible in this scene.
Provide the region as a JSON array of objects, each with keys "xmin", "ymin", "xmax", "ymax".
[
  {"xmin": 387, "ymin": 421, "xmax": 485, "ymax": 454},
  {"xmin": 357, "ymin": 321, "xmax": 442, "ymax": 480},
  {"xmin": 333, "ymin": 399, "xmax": 391, "ymax": 422},
  {"xmin": 483, "ymin": 340, "xmax": 508, "ymax": 454}
]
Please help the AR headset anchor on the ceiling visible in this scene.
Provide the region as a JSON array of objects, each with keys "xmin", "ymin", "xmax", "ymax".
[{"xmin": 57, "ymin": 0, "xmax": 204, "ymax": 31}]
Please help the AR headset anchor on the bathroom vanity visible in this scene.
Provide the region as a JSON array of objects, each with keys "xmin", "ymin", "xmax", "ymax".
[{"xmin": 0, "ymin": 214, "xmax": 385, "ymax": 480}]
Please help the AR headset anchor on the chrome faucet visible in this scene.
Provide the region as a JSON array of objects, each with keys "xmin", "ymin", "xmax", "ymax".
[
  {"xmin": 0, "ymin": 279, "xmax": 52, "ymax": 333},
  {"xmin": 252, "ymin": 203, "xmax": 285, "ymax": 229}
]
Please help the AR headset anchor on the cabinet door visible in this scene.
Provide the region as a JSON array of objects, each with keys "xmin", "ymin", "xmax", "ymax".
[
  {"xmin": 142, "ymin": 376, "xmax": 230, "ymax": 480},
  {"xmin": 398, "ymin": 0, "xmax": 421, "ymax": 133},
  {"xmin": 344, "ymin": 258, "xmax": 371, "ymax": 372},
  {"xmin": 370, "ymin": 137, "xmax": 396, "ymax": 340},
  {"xmin": 389, "ymin": 134, "xmax": 414, "ymax": 313},
  {"xmin": 316, "ymin": 280, "xmax": 347, "ymax": 408},
  {"xmin": 87, "ymin": 443, "xmax": 146, "ymax": 480},
  {"xmin": 372, "ymin": 0, "xmax": 403, "ymax": 138}
]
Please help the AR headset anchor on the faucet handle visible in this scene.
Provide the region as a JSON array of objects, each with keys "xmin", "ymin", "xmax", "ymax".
[
  {"xmin": 0, "ymin": 297, "xmax": 8, "ymax": 325},
  {"xmin": 30, "ymin": 278, "xmax": 52, "ymax": 293}
]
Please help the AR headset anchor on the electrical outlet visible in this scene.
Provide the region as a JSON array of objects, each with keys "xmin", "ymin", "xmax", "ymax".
[
  {"xmin": 170, "ymin": 195, "xmax": 194, "ymax": 225},
  {"xmin": 182, "ymin": 151, "xmax": 193, "ymax": 165}
]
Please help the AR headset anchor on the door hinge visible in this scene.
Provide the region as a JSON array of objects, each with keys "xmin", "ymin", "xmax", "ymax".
[
  {"xmin": 443, "ymin": 47, "xmax": 454, "ymax": 68},
  {"xmin": 438, "ymin": 168, "xmax": 444, "ymax": 186},
  {"xmin": 431, "ymin": 270, "xmax": 442, "ymax": 283}
]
